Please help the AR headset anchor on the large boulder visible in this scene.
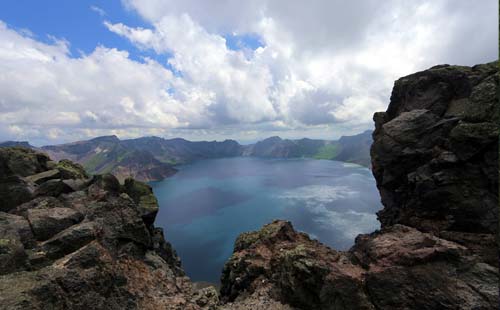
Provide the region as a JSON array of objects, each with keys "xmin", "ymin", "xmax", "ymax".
[
  {"xmin": 0, "ymin": 176, "xmax": 34, "ymax": 212},
  {"xmin": 40, "ymin": 221, "xmax": 96, "ymax": 260},
  {"xmin": 34, "ymin": 179, "xmax": 74, "ymax": 197},
  {"xmin": 0, "ymin": 147, "xmax": 49, "ymax": 177},
  {"xmin": 56, "ymin": 159, "xmax": 88, "ymax": 180},
  {"xmin": 25, "ymin": 169, "xmax": 61, "ymax": 185},
  {"xmin": 123, "ymin": 178, "xmax": 159, "ymax": 226},
  {"xmin": 0, "ymin": 212, "xmax": 34, "ymax": 274},
  {"xmin": 27, "ymin": 207, "xmax": 84, "ymax": 241},
  {"xmin": 221, "ymin": 221, "xmax": 373, "ymax": 309}
]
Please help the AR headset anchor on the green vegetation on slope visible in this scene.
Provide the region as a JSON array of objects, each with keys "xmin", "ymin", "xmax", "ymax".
[
  {"xmin": 313, "ymin": 143, "xmax": 341, "ymax": 159},
  {"xmin": 83, "ymin": 152, "xmax": 111, "ymax": 173}
]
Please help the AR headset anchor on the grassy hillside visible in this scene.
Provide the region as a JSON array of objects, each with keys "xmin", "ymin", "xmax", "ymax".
[{"xmin": 312, "ymin": 143, "xmax": 341, "ymax": 160}]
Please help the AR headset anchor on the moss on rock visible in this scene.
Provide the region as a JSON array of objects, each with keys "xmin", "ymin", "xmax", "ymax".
[{"xmin": 56, "ymin": 159, "xmax": 88, "ymax": 179}]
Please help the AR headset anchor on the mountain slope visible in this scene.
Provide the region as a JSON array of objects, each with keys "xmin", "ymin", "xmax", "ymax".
[
  {"xmin": 0, "ymin": 141, "xmax": 34, "ymax": 148},
  {"xmin": 42, "ymin": 136, "xmax": 177, "ymax": 182},
  {"xmin": 242, "ymin": 131, "xmax": 372, "ymax": 166},
  {"xmin": 2, "ymin": 131, "xmax": 373, "ymax": 182},
  {"xmin": 121, "ymin": 137, "xmax": 242, "ymax": 164},
  {"xmin": 333, "ymin": 130, "xmax": 372, "ymax": 166}
]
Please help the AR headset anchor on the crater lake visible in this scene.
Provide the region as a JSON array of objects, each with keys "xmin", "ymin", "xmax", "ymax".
[{"xmin": 151, "ymin": 157, "xmax": 382, "ymax": 283}]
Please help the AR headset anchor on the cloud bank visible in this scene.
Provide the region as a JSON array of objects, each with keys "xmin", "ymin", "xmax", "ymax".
[{"xmin": 0, "ymin": 0, "xmax": 497, "ymax": 145}]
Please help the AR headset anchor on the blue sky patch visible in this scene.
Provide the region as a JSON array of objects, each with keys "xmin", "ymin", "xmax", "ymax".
[{"xmin": 224, "ymin": 32, "xmax": 264, "ymax": 51}]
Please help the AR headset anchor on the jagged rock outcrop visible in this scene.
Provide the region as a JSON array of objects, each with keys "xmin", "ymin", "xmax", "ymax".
[
  {"xmin": 220, "ymin": 62, "xmax": 499, "ymax": 309},
  {"xmin": 0, "ymin": 147, "xmax": 218, "ymax": 310},
  {"xmin": 220, "ymin": 220, "xmax": 497, "ymax": 309},
  {"xmin": 371, "ymin": 62, "xmax": 499, "ymax": 263}
]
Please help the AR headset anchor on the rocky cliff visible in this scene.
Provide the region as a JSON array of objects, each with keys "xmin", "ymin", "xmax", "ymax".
[
  {"xmin": 0, "ymin": 147, "xmax": 217, "ymax": 309},
  {"xmin": 220, "ymin": 62, "xmax": 499, "ymax": 309}
]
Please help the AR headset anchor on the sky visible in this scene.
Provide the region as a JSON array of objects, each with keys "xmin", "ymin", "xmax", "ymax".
[{"xmin": 0, "ymin": 0, "xmax": 497, "ymax": 146}]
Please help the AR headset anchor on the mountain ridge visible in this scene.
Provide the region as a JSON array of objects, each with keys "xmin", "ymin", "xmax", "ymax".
[{"xmin": 1, "ymin": 131, "xmax": 372, "ymax": 182}]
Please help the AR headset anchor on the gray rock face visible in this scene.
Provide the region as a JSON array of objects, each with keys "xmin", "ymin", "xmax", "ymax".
[
  {"xmin": 0, "ymin": 213, "xmax": 34, "ymax": 274},
  {"xmin": 0, "ymin": 147, "xmax": 49, "ymax": 177},
  {"xmin": 25, "ymin": 169, "xmax": 61, "ymax": 185},
  {"xmin": 27, "ymin": 207, "xmax": 83, "ymax": 241},
  {"xmin": 0, "ymin": 176, "xmax": 34, "ymax": 212},
  {"xmin": 0, "ymin": 148, "xmax": 215, "ymax": 310},
  {"xmin": 34, "ymin": 179, "xmax": 74, "ymax": 197},
  {"xmin": 221, "ymin": 219, "xmax": 498, "ymax": 310},
  {"xmin": 371, "ymin": 62, "xmax": 498, "ymax": 238}
]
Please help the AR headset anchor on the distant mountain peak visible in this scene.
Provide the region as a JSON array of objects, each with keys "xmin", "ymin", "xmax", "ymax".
[
  {"xmin": 89, "ymin": 135, "xmax": 120, "ymax": 143},
  {"xmin": 0, "ymin": 141, "xmax": 33, "ymax": 148},
  {"xmin": 262, "ymin": 136, "xmax": 282, "ymax": 142}
]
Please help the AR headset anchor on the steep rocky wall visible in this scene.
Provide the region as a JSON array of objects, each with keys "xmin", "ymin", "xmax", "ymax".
[
  {"xmin": 371, "ymin": 62, "xmax": 499, "ymax": 265},
  {"xmin": 371, "ymin": 62, "xmax": 498, "ymax": 235}
]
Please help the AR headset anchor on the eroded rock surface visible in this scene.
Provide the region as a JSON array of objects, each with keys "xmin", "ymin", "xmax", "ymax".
[
  {"xmin": 0, "ymin": 147, "xmax": 218, "ymax": 310},
  {"xmin": 371, "ymin": 62, "xmax": 498, "ymax": 236}
]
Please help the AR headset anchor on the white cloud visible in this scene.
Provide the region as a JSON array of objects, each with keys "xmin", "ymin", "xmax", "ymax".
[
  {"xmin": 106, "ymin": 15, "xmax": 278, "ymax": 126},
  {"xmin": 277, "ymin": 185, "xmax": 379, "ymax": 240},
  {"xmin": 90, "ymin": 5, "xmax": 106, "ymax": 17},
  {"xmin": 0, "ymin": 21, "xmax": 196, "ymax": 144},
  {"xmin": 0, "ymin": 0, "xmax": 497, "ymax": 144}
]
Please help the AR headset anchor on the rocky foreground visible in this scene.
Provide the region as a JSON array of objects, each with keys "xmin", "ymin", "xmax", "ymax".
[
  {"xmin": 0, "ymin": 147, "xmax": 218, "ymax": 309},
  {"xmin": 0, "ymin": 61, "xmax": 498, "ymax": 310}
]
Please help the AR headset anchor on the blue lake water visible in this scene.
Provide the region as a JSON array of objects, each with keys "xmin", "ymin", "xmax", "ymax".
[{"xmin": 151, "ymin": 157, "xmax": 382, "ymax": 283}]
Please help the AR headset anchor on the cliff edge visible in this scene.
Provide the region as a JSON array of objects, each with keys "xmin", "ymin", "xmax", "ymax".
[{"xmin": 0, "ymin": 147, "xmax": 217, "ymax": 309}]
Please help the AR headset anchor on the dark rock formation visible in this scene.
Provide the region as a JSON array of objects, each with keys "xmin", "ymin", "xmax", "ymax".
[
  {"xmin": 0, "ymin": 148, "xmax": 218, "ymax": 309},
  {"xmin": 220, "ymin": 62, "xmax": 499, "ymax": 309},
  {"xmin": 371, "ymin": 62, "xmax": 499, "ymax": 256}
]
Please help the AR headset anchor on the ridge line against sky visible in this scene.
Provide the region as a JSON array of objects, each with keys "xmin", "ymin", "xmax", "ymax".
[{"xmin": 0, "ymin": 0, "xmax": 497, "ymax": 146}]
